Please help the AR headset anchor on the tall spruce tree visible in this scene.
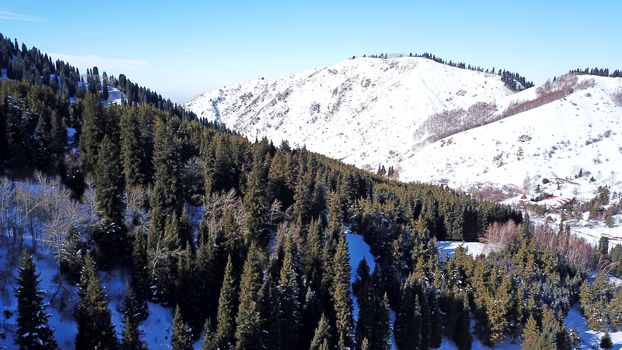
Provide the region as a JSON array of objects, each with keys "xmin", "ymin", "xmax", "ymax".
[
  {"xmin": 33, "ymin": 110, "xmax": 52, "ymax": 171},
  {"xmin": 131, "ymin": 227, "xmax": 149, "ymax": 301},
  {"xmin": 216, "ymin": 256, "xmax": 238, "ymax": 349},
  {"xmin": 95, "ymin": 134, "xmax": 125, "ymax": 224},
  {"xmin": 242, "ymin": 157, "xmax": 269, "ymax": 247},
  {"xmin": 175, "ymin": 245, "xmax": 198, "ymax": 329},
  {"xmin": 195, "ymin": 236, "xmax": 220, "ymax": 327},
  {"xmin": 355, "ymin": 270, "xmax": 391, "ymax": 350},
  {"xmin": 120, "ymin": 108, "xmax": 145, "ymax": 187},
  {"xmin": 332, "ymin": 234, "xmax": 354, "ymax": 349},
  {"xmin": 152, "ymin": 212, "xmax": 182, "ymax": 302},
  {"xmin": 78, "ymin": 92, "xmax": 105, "ymax": 172},
  {"xmin": 258, "ymin": 273, "xmax": 280, "ymax": 350},
  {"xmin": 521, "ymin": 316, "xmax": 538, "ymax": 350},
  {"xmin": 201, "ymin": 319, "xmax": 218, "ymax": 350},
  {"xmin": 452, "ymin": 294, "xmax": 472, "ymax": 350},
  {"xmin": 309, "ymin": 313, "xmax": 331, "ymax": 350},
  {"xmin": 121, "ymin": 313, "xmax": 143, "ymax": 350},
  {"xmin": 75, "ymin": 254, "xmax": 118, "ymax": 350},
  {"xmin": 394, "ymin": 283, "xmax": 421, "ymax": 350},
  {"xmin": 302, "ymin": 285, "xmax": 323, "ymax": 348},
  {"xmin": 235, "ymin": 244, "xmax": 263, "ymax": 350},
  {"xmin": 277, "ymin": 235, "xmax": 302, "ymax": 349},
  {"xmin": 149, "ymin": 116, "xmax": 181, "ymax": 224},
  {"xmin": 14, "ymin": 252, "xmax": 58, "ymax": 350},
  {"xmin": 172, "ymin": 306, "xmax": 193, "ymax": 350},
  {"xmin": 293, "ymin": 166, "xmax": 313, "ymax": 225}
]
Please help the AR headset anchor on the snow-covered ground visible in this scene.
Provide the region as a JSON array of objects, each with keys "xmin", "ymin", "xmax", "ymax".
[
  {"xmin": 436, "ymin": 241, "xmax": 495, "ymax": 260},
  {"xmin": 346, "ymin": 231, "xmax": 376, "ymax": 282},
  {"xmin": 438, "ymin": 337, "xmax": 521, "ymax": 350},
  {"xmin": 103, "ymin": 85, "xmax": 125, "ymax": 106}
]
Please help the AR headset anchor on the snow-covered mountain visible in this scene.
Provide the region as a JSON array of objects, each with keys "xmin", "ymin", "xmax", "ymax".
[
  {"xmin": 186, "ymin": 57, "xmax": 514, "ymax": 168},
  {"xmin": 186, "ymin": 57, "xmax": 622, "ymax": 195}
]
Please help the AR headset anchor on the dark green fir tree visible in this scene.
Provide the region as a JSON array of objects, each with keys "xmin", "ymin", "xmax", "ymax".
[
  {"xmin": 242, "ymin": 157, "xmax": 269, "ymax": 247},
  {"xmin": 75, "ymin": 254, "xmax": 118, "ymax": 350},
  {"xmin": 332, "ymin": 234, "xmax": 354, "ymax": 349},
  {"xmin": 172, "ymin": 306, "xmax": 193, "ymax": 350},
  {"xmin": 94, "ymin": 134, "xmax": 125, "ymax": 224},
  {"xmin": 235, "ymin": 244, "xmax": 263, "ymax": 350},
  {"xmin": 14, "ymin": 252, "xmax": 58, "ymax": 350},
  {"xmin": 216, "ymin": 255, "xmax": 238, "ymax": 349}
]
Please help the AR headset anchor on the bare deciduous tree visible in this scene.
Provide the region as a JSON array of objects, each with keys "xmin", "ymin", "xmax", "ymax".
[
  {"xmin": 125, "ymin": 185, "xmax": 150, "ymax": 230},
  {"xmin": 482, "ymin": 220, "xmax": 519, "ymax": 248},
  {"xmin": 0, "ymin": 177, "xmax": 15, "ymax": 237},
  {"xmin": 532, "ymin": 224, "xmax": 596, "ymax": 271}
]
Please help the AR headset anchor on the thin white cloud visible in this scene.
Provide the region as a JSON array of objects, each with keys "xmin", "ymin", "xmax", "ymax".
[
  {"xmin": 0, "ymin": 8, "xmax": 40, "ymax": 22},
  {"xmin": 48, "ymin": 52, "xmax": 150, "ymax": 72}
]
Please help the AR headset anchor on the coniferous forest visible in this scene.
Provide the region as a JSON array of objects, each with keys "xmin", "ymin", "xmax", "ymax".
[{"xmin": 2, "ymin": 33, "xmax": 622, "ymax": 350}]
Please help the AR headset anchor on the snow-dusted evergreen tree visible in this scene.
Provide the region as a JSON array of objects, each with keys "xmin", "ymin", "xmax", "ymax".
[
  {"xmin": 332, "ymin": 234, "xmax": 354, "ymax": 349},
  {"xmin": 601, "ymin": 332, "xmax": 613, "ymax": 349},
  {"xmin": 216, "ymin": 255, "xmax": 237, "ymax": 349},
  {"xmin": 350, "ymin": 259, "xmax": 395, "ymax": 349},
  {"xmin": 200, "ymin": 318, "xmax": 218, "ymax": 350},
  {"xmin": 277, "ymin": 234, "xmax": 302, "ymax": 349},
  {"xmin": 95, "ymin": 134, "xmax": 125, "ymax": 224},
  {"xmin": 75, "ymin": 254, "xmax": 118, "ymax": 350},
  {"xmin": 172, "ymin": 306, "xmax": 193, "ymax": 350},
  {"xmin": 242, "ymin": 156, "xmax": 269, "ymax": 247},
  {"xmin": 147, "ymin": 117, "xmax": 182, "ymax": 284},
  {"xmin": 309, "ymin": 313, "xmax": 331, "ymax": 350},
  {"xmin": 14, "ymin": 252, "xmax": 58, "ymax": 350},
  {"xmin": 131, "ymin": 226, "xmax": 150, "ymax": 301},
  {"xmin": 120, "ymin": 108, "xmax": 145, "ymax": 188},
  {"xmin": 121, "ymin": 313, "xmax": 144, "ymax": 350},
  {"xmin": 234, "ymin": 243, "xmax": 263, "ymax": 350},
  {"xmin": 258, "ymin": 272, "xmax": 280, "ymax": 349},
  {"xmin": 59, "ymin": 225, "xmax": 84, "ymax": 283},
  {"xmin": 78, "ymin": 93, "xmax": 105, "ymax": 173}
]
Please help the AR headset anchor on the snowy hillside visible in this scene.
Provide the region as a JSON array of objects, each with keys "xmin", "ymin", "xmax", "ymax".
[
  {"xmin": 187, "ymin": 58, "xmax": 622, "ymax": 200},
  {"xmin": 400, "ymin": 74, "xmax": 622, "ymax": 192},
  {"xmin": 186, "ymin": 57, "xmax": 515, "ymax": 170}
]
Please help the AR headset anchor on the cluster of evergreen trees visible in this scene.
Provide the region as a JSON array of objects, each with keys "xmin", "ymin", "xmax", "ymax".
[
  {"xmin": 570, "ymin": 67, "xmax": 622, "ymax": 78},
  {"xmin": 579, "ymin": 273, "xmax": 622, "ymax": 332},
  {"xmin": 606, "ymin": 243, "xmax": 622, "ymax": 278},
  {"xmin": 0, "ymin": 33, "xmax": 193, "ymax": 119},
  {"xmin": 0, "ymin": 81, "xmax": 68, "ymax": 175}
]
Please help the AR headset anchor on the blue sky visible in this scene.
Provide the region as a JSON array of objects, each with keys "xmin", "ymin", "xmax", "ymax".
[{"xmin": 1, "ymin": 1, "xmax": 621, "ymax": 103}]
